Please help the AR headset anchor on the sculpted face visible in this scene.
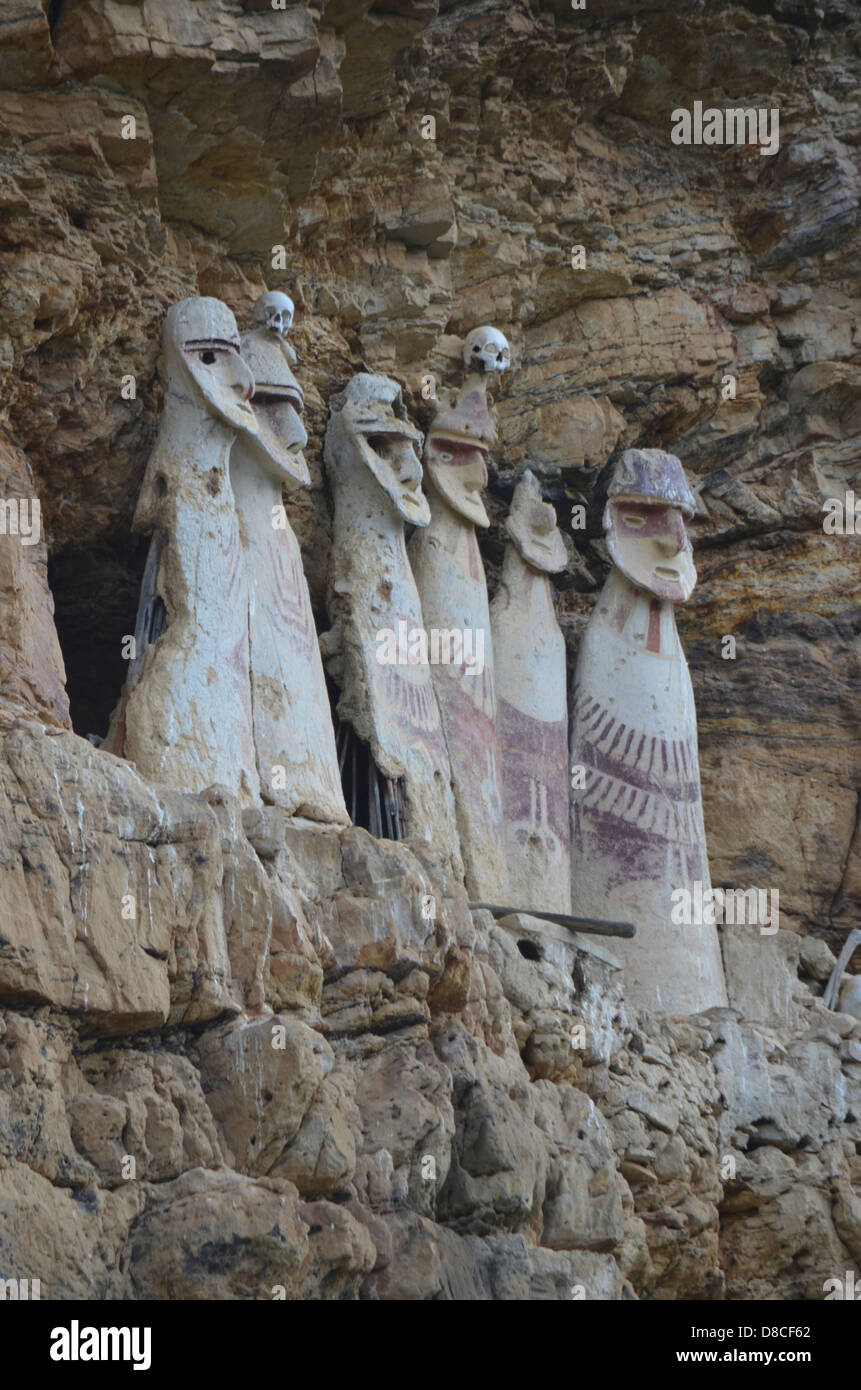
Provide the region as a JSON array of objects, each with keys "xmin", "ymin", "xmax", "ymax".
[
  {"xmin": 506, "ymin": 472, "xmax": 567, "ymax": 573},
  {"xmin": 166, "ymin": 297, "xmax": 256, "ymax": 432},
  {"xmin": 339, "ymin": 375, "xmax": 429, "ymax": 526},
  {"xmin": 252, "ymin": 399, "xmax": 310, "ymax": 487},
  {"xmin": 241, "ymin": 303, "xmax": 309, "ymax": 486},
  {"xmin": 425, "ymin": 433, "xmax": 490, "ymax": 528},
  {"xmin": 605, "ymin": 499, "xmax": 696, "ymax": 602}
]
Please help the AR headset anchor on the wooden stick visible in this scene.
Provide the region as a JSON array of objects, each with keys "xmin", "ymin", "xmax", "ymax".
[{"xmin": 469, "ymin": 902, "xmax": 636, "ymax": 939}]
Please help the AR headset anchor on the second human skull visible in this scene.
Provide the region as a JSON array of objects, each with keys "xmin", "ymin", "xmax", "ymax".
[
  {"xmin": 254, "ymin": 291, "xmax": 295, "ymax": 337},
  {"xmin": 463, "ymin": 326, "xmax": 510, "ymax": 374}
]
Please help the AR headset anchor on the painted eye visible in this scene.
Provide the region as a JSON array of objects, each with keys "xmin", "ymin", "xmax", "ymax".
[
  {"xmin": 623, "ymin": 514, "xmax": 645, "ymax": 527},
  {"xmin": 438, "ymin": 451, "xmax": 452, "ymax": 462},
  {"xmin": 200, "ymin": 350, "xmax": 216, "ymax": 365}
]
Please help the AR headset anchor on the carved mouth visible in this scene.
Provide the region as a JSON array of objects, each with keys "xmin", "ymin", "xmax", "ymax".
[
  {"xmin": 360, "ymin": 431, "xmax": 422, "ymax": 489},
  {"xmin": 367, "ymin": 433, "xmax": 410, "ymax": 454},
  {"xmin": 256, "ymin": 386, "xmax": 304, "ymax": 409},
  {"xmin": 431, "ymin": 429, "xmax": 492, "ymax": 453},
  {"xmin": 354, "ymin": 415, "xmax": 421, "ymax": 445},
  {"xmin": 654, "ymin": 566, "xmax": 679, "ymax": 579}
]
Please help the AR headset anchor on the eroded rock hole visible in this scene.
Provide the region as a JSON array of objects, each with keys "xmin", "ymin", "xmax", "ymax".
[
  {"xmin": 571, "ymin": 959, "xmax": 587, "ymax": 996},
  {"xmin": 517, "ymin": 938, "xmax": 542, "ymax": 961}
]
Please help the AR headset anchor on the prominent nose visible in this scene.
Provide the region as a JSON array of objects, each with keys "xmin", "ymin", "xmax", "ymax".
[
  {"xmin": 656, "ymin": 510, "xmax": 688, "ymax": 555},
  {"xmin": 227, "ymin": 353, "xmax": 255, "ymax": 402},
  {"xmin": 399, "ymin": 444, "xmax": 422, "ymax": 484},
  {"xmin": 285, "ymin": 404, "xmax": 308, "ymax": 451}
]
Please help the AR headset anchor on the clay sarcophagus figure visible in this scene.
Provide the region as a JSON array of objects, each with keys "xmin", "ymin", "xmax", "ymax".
[
  {"xmin": 569, "ymin": 448, "xmax": 728, "ymax": 1014},
  {"xmin": 491, "ymin": 469, "xmax": 570, "ymax": 913},
  {"xmin": 106, "ymin": 293, "xmax": 347, "ymax": 822},
  {"xmin": 322, "ymin": 373, "xmax": 460, "ymax": 856},
  {"xmin": 231, "ymin": 291, "xmax": 348, "ymax": 823},
  {"xmin": 105, "ymin": 296, "xmax": 261, "ymax": 798},
  {"xmin": 409, "ymin": 328, "xmax": 509, "ymax": 900}
]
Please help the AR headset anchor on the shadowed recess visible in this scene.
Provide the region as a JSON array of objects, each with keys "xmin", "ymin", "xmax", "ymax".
[{"xmin": 49, "ymin": 530, "xmax": 150, "ymax": 740}]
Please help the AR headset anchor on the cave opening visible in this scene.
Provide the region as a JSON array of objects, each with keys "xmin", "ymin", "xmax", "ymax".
[
  {"xmin": 49, "ymin": 529, "xmax": 150, "ymax": 741},
  {"xmin": 331, "ymin": 697, "xmax": 405, "ymax": 839}
]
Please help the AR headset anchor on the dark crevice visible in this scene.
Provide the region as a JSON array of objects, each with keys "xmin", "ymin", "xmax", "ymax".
[
  {"xmin": 48, "ymin": 528, "xmax": 150, "ymax": 740},
  {"xmin": 331, "ymin": 687, "xmax": 405, "ymax": 837},
  {"xmin": 517, "ymin": 938, "xmax": 542, "ymax": 961},
  {"xmin": 47, "ymin": 0, "xmax": 66, "ymax": 36}
]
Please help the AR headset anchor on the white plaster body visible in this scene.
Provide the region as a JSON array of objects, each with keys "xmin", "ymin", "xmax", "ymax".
[
  {"xmin": 569, "ymin": 567, "xmax": 728, "ymax": 1014},
  {"xmin": 410, "ymin": 354, "xmax": 508, "ymax": 901},
  {"xmin": 324, "ymin": 377, "xmax": 460, "ymax": 855},
  {"xmin": 107, "ymin": 296, "xmax": 339, "ymax": 812},
  {"xmin": 231, "ymin": 327, "xmax": 348, "ymax": 823},
  {"xmin": 491, "ymin": 544, "xmax": 571, "ymax": 912},
  {"xmin": 117, "ymin": 395, "xmax": 260, "ymax": 800},
  {"xmin": 410, "ymin": 497, "xmax": 506, "ymax": 900}
]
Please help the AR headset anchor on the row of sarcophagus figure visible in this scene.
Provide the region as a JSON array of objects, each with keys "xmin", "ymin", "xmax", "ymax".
[{"xmin": 103, "ymin": 292, "xmax": 729, "ymax": 1015}]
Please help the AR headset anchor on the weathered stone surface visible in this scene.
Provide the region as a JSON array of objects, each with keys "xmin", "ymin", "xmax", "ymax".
[
  {"xmin": 71, "ymin": 1048, "xmax": 224, "ymax": 1185},
  {"xmin": 0, "ymin": 724, "xmax": 232, "ymax": 1030},
  {"xmin": 722, "ymin": 922, "xmax": 806, "ymax": 1029},
  {"xmin": 0, "ymin": 1158, "xmax": 141, "ymax": 1300},
  {"xmin": 0, "ymin": 0, "xmax": 859, "ymax": 1304},
  {"xmin": 196, "ymin": 1014, "xmax": 333, "ymax": 1177},
  {"xmin": 125, "ymin": 1168, "xmax": 374, "ymax": 1300},
  {"xmin": 0, "ymin": 438, "xmax": 70, "ymax": 728}
]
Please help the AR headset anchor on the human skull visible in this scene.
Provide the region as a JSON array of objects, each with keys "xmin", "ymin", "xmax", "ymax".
[
  {"xmin": 253, "ymin": 290, "xmax": 295, "ymax": 337},
  {"xmin": 463, "ymin": 326, "xmax": 510, "ymax": 374}
]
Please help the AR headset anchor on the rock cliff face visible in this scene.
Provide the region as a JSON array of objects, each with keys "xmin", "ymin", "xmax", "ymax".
[{"xmin": 0, "ymin": 0, "xmax": 859, "ymax": 1299}]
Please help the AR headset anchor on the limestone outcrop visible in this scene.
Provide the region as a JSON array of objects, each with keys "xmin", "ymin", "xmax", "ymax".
[
  {"xmin": 0, "ymin": 0, "xmax": 858, "ymax": 1301},
  {"xmin": 0, "ymin": 725, "xmax": 857, "ymax": 1298}
]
